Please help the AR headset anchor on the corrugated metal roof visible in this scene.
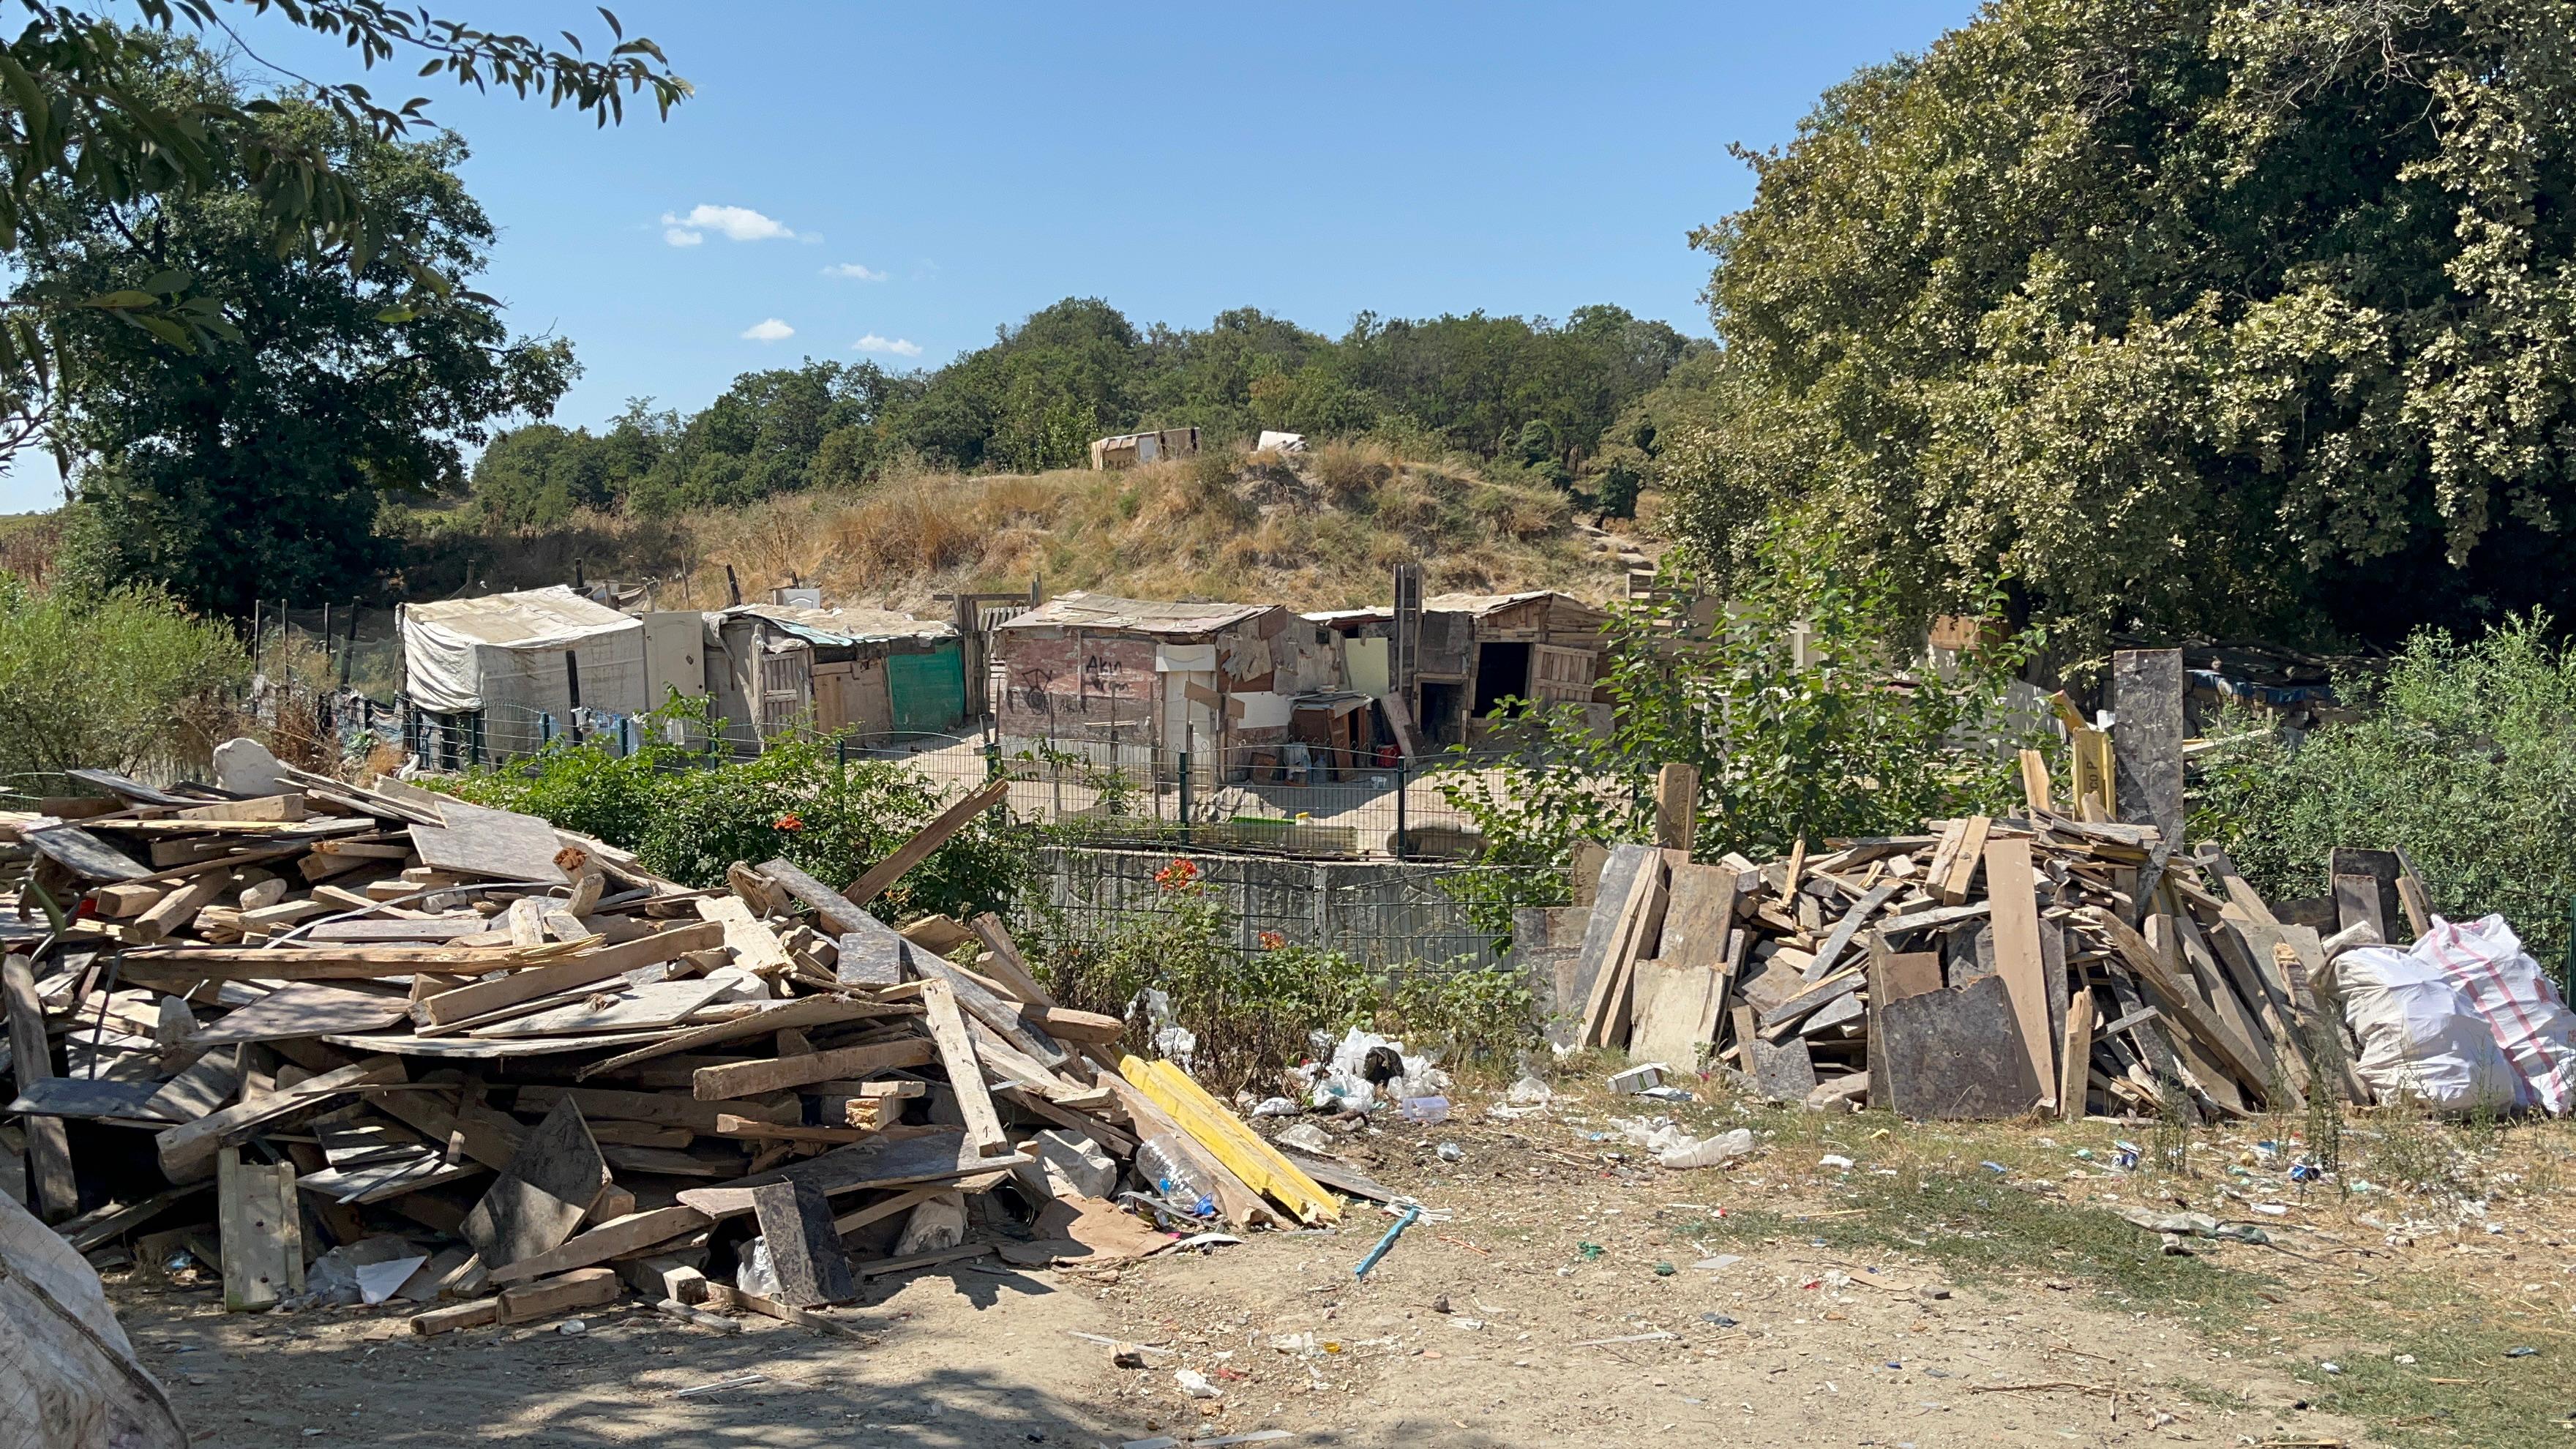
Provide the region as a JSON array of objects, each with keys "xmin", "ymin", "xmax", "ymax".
[
  {"xmin": 1421, "ymin": 589, "xmax": 1577, "ymax": 617},
  {"xmin": 997, "ymin": 591, "xmax": 1273, "ymax": 637},
  {"xmin": 718, "ymin": 603, "xmax": 955, "ymax": 648}
]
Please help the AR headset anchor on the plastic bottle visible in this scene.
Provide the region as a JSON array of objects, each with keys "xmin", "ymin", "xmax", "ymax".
[{"xmin": 1135, "ymin": 1135, "xmax": 1218, "ymax": 1218}]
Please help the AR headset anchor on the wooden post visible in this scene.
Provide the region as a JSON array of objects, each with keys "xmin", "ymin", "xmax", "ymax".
[
  {"xmin": 1653, "ymin": 762, "xmax": 1699, "ymax": 855},
  {"xmin": 2017, "ymin": 748, "xmax": 2053, "ymax": 816},
  {"xmin": 4, "ymin": 953, "xmax": 75, "ymax": 1221}
]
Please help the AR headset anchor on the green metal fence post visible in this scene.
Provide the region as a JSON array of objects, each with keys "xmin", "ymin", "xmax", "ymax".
[
  {"xmin": 1394, "ymin": 754, "xmax": 1409, "ymax": 861},
  {"xmin": 1178, "ymin": 749, "xmax": 1194, "ymax": 849}
]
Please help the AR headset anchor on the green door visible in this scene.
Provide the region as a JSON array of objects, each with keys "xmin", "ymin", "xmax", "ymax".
[{"xmin": 887, "ymin": 643, "xmax": 966, "ymax": 735}]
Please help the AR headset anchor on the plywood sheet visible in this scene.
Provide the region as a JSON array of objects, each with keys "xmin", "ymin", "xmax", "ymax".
[
  {"xmin": 187, "ymin": 984, "xmax": 411, "ymax": 1046},
  {"xmin": 408, "ymin": 800, "xmax": 569, "ymax": 886}
]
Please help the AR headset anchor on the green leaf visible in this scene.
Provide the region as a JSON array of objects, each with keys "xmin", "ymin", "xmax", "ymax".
[
  {"xmin": 375, "ymin": 305, "xmax": 417, "ymax": 323},
  {"xmin": 81, "ymin": 291, "xmax": 162, "ymax": 311}
]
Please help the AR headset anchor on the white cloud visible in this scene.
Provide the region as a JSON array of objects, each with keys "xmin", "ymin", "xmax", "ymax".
[
  {"xmin": 661, "ymin": 204, "xmax": 798, "ymax": 246},
  {"xmin": 741, "ymin": 318, "xmax": 795, "ymax": 342},
  {"xmin": 822, "ymin": 262, "xmax": 888, "ymax": 281},
  {"xmin": 854, "ymin": 334, "xmax": 922, "ymax": 358}
]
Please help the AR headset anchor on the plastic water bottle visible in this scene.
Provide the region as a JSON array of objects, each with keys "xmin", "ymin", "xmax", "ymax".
[{"xmin": 1135, "ymin": 1135, "xmax": 1217, "ymax": 1218}]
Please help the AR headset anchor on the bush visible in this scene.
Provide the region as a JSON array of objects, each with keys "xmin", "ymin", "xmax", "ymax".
[
  {"xmin": 440, "ymin": 694, "xmax": 1028, "ymax": 922},
  {"xmin": 2195, "ymin": 614, "xmax": 2576, "ymax": 963},
  {"xmin": 0, "ymin": 572, "xmax": 247, "ymax": 790}
]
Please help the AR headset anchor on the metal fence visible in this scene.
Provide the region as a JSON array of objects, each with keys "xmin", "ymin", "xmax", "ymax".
[{"xmin": 1019, "ymin": 845, "xmax": 1543, "ymax": 970}]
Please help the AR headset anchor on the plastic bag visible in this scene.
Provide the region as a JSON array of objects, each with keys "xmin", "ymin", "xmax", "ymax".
[
  {"xmin": 1301, "ymin": 1027, "xmax": 1451, "ymax": 1112},
  {"xmin": 2335, "ymin": 914, "xmax": 2575, "ymax": 1113},
  {"xmin": 2342, "ymin": 914, "xmax": 2576, "ymax": 1114}
]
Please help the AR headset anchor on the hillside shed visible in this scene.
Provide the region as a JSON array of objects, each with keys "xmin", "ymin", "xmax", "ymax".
[
  {"xmin": 400, "ymin": 585, "xmax": 650, "ymax": 761},
  {"xmin": 1087, "ymin": 426, "xmax": 1199, "ymax": 471},
  {"xmin": 708, "ymin": 604, "xmax": 966, "ymax": 742},
  {"xmin": 1308, "ymin": 589, "xmax": 1610, "ymax": 747},
  {"xmin": 992, "ymin": 591, "xmax": 1341, "ymax": 768}
]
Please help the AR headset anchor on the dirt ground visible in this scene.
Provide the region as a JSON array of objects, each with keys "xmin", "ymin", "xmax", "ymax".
[{"xmin": 110, "ymin": 1061, "xmax": 2573, "ymax": 1449}]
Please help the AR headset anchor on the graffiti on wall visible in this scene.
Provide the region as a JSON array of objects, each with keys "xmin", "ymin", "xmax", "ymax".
[{"xmin": 1000, "ymin": 634, "xmax": 1154, "ymax": 738}]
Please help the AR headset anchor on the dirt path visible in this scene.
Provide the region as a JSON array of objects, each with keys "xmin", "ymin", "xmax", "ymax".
[{"xmin": 108, "ymin": 1095, "xmax": 2375, "ymax": 1449}]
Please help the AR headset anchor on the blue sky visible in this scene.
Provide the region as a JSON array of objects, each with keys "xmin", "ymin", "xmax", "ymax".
[{"xmin": 2, "ymin": 0, "xmax": 1979, "ymax": 512}]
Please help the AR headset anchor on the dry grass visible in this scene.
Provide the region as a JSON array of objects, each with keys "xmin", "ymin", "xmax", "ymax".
[{"xmin": 401, "ymin": 443, "xmax": 1633, "ymax": 612}]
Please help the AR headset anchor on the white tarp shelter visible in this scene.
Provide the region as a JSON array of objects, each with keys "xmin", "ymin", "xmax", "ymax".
[{"xmin": 400, "ymin": 585, "xmax": 648, "ymax": 718}]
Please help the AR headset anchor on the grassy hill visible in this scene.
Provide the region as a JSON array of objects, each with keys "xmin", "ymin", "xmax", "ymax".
[{"xmin": 400, "ymin": 441, "xmax": 1657, "ymax": 612}]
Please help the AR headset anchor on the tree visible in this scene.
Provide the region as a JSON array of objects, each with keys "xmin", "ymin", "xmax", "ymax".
[
  {"xmin": 40, "ymin": 41, "xmax": 574, "ymax": 613},
  {"xmin": 1663, "ymin": 0, "xmax": 2576, "ymax": 651},
  {"xmin": 0, "ymin": 569, "xmax": 244, "ymax": 782},
  {"xmin": 0, "ymin": 1, "xmax": 683, "ymax": 468}
]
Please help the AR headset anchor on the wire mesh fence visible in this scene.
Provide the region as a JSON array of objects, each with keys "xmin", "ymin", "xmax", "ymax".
[{"xmin": 1017, "ymin": 844, "xmax": 1543, "ymax": 972}]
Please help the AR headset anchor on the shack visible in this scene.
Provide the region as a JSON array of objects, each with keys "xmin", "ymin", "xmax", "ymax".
[
  {"xmin": 992, "ymin": 591, "xmax": 1342, "ymax": 771},
  {"xmin": 399, "ymin": 585, "xmax": 654, "ymax": 765},
  {"xmin": 1307, "ymin": 589, "xmax": 1610, "ymax": 748},
  {"xmin": 1087, "ymin": 426, "xmax": 1200, "ymax": 471},
  {"xmin": 706, "ymin": 603, "xmax": 966, "ymax": 744}
]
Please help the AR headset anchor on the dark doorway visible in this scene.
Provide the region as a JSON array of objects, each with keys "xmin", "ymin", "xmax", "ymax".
[
  {"xmin": 1417, "ymin": 679, "xmax": 1465, "ymax": 745},
  {"xmin": 1472, "ymin": 641, "xmax": 1533, "ymax": 716}
]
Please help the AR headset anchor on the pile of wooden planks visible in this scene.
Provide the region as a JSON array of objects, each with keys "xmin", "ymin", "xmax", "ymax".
[
  {"xmin": 1, "ymin": 761, "xmax": 1333, "ymax": 1336},
  {"xmin": 1569, "ymin": 810, "xmax": 2389, "ymax": 1122}
]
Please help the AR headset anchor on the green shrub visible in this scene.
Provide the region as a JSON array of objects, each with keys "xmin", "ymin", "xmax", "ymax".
[
  {"xmin": 2195, "ymin": 613, "xmax": 2576, "ymax": 962},
  {"xmin": 440, "ymin": 693, "xmax": 1028, "ymax": 923},
  {"xmin": 0, "ymin": 572, "xmax": 247, "ymax": 791}
]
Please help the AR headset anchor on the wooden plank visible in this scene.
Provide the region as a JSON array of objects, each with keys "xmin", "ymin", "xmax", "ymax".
[
  {"xmin": 470, "ymin": 978, "xmax": 736, "ymax": 1038},
  {"xmin": 516, "ymin": 1085, "xmax": 793, "ymax": 1133},
  {"xmin": 756, "ymin": 856, "xmax": 872, "ymax": 936},
  {"xmin": 186, "ymin": 983, "xmax": 410, "ymax": 1046},
  {"xmin": 2018, "ymin": 747, "xmax": 2053, "ymax": 815},
  {"xmin": 301, "ymin": 918, "xmax": 489, "ymax": 943},
  {"xmin": 173, "ymin": 793, "xmax": 306, "ymax": 823},
  {"xmin": 1806, "ymin": 879, "xmax": 1903, "ymax": 981},
  {"xmin": 1982, "ymin": 837, "xmax": 2056, "ymax": 1109},
  {"xmin": 574, "ymin": 995, "xmax": 892, "ymax": 1080},
  {"xmin": 129, "ymin": 872, "xmax": 229, "ymax": 946},
  {"xmin": 752, "ymin": 1179, "xmax": 857, "ymax": 1306},
  {"xmin": 1933, "ymin": 817, "xmax": 1991, "ymax": 905},
  {"xmin": 1625, "ymin": 959, "xmax": 1715, "ymax": 1068},
  {"xmin": 416, "ymin": 921, "xmax": 724, "ymax": 1026},
  {"xmin": 496, "ymin": 1265, "xmax": 618, "ymax": 1324},
  {"xmin": 482, "ymin": 1206, "xmax": 711, "ymax": 1287},
  {"xmin": 1581, "ymin": 852, "xmax": 1667, "ymax": 1048},
  {"xmin": 1653, "ymin": 762, "xmax": 1698, "ymax": 853},
  {"xmin": 1128, "ymin": 1056, "xmax": 1340, "ymax": 1225},
  {"xmin": 968, "ymin": 913, "xmax": 1055, "ymax": 1006},
  {"xmin": 461, "ymin": 1097, "xmax": 607, "ymax": 1270},
  {"xmin": 2081, "ymin": 908, "xmax": 2269, "ymax": 1093},
  {"xmin": 1756, "ymin": 967, "xmax": 1862, "ymax": 1032},
  {"xmin": 908, "ymin": 951, "xmax": 1068, "ymax": 1067},
  {"xmin": 23, "ymin": 824, "xmax": 151, "ymax": 882},
  {"xmin": 2332, "ymin": 872, "xmax": 2387, "ymax": 941},
  {"xmin": 1568, "ymin": 844, "xmax": 1655, "ymax": 1025},
  {"xmin": 843, "ymin": 778, "xmax": 1010, "ymax": 907},
  {"xmin": 159, "ymin": 1055, "xmax": 406, "ymax": 1184},
  {"xmin": 918, "ymin": 979, "xmax": 1009, "ymax": 1156},
  {"xmin": 4, "ymin": 952, "xmax": 76, "ymax": 1219},
  {"xmin": 1746, "ymin": 1034, "xmax": 1818, "ymax": 1102},
  {"xmin": 2059, "ymin": 989, "xmax": 2095, "ymax": 1121},
  {"xmin": 676, "ymin": 1130, "xmax": 1027, "ymax": 1219},
  {"xmin": 217, "ymin": 1147, "xmax": 302, "ymax": 1311},
  {"xmin": 119, "ymin": 944, "xmax": 542, "ymax": 985},
  {"xmin": 408, "ymin": 799, "xmax": 571, "ymax": 886},
  {"xmin": 1878, "ymin": 949, "xmax": 1943, "ymax": 1003},
  {"xmin": 141, "ymin": 1050, "xmax": 239, "ymax": 1123},
  {"xmin": 692, "ymin": 1037, "xmax": 935, "ymax": 1101},
  {"xmin": 7, "ymin": 1077, "xmax": 170, "ymax": 1120},
  {"xmin": 696, "ymin": 895, "xmax": 793, "ymax": 973},
  {"xmin": 1657, "ymin": 864, "xmax": 1740, "ymax": 968}
]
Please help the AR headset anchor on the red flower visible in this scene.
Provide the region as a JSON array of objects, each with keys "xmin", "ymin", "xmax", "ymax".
[
  {"xmin": 1153, "ymin": 856, "xmax": 1201, "ymax": 891},
  {"xmin": 1258, "ymin": 931, "xmax": 1286, "ymax": 951},
  {"xmin": 772, "ymin": 812, "xmax": 804, "ymax": 832}
]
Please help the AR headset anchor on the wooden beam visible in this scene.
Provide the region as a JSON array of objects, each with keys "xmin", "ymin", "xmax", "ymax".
[
  {"xmin": 918, "ymin": 980, "xmax": 1010, "ymax": 1157},
  {"xmin": 1653, "ymin": 762, "xmax": 1698, "ymax": 854},
  {"xmin": 157, "ymin": 1055, "xmax": 406, "ymax": 1183},
  {"xmin": 416, "ymin": 921, "xmax": 724, "ymax": 1026},
  {"xmin": 2081, "ymin": 908, "xmax": 2269, "ymax": 1093},
  {"xmin": 692, "ymin": 1038, "xmax": 935, "ymax": 1101},
  {"xmin": 482, "ymin": 1206, "xmax": 711, "ymax": 1287},
  {"xmin": 843, "ymin": 778, "xmax": 1009, "ymax": 907},
  {"xmin": 1983, "ymin": 837, "xmax": 2056, "ymax": 1109},
  {"xmin": 4, "ymin": 953, "xmax": 77, "ymax": 1221}
]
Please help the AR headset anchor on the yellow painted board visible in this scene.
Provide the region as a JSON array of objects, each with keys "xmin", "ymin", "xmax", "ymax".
[{"xmin": 1118, "ymin": 1056, "xmax": 1339, "ymax": 1224}]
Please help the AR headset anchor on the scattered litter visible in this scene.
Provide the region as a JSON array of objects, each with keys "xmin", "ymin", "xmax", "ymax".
[
  {"xmin": 676, "ymin": 1372, "xmax": 765, "ymax": 1398},
  {"xmin": 1174, "ymin": 1367, "xmax": 1223, "ymax": 1399}
]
